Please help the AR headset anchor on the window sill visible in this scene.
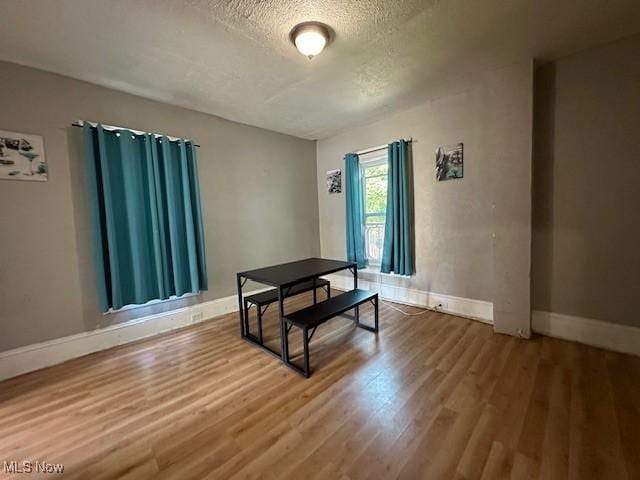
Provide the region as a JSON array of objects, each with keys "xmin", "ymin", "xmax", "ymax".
[
  {"xmin": 104, "ymin": 291, "xmax": 200, "ymax": 315},
  {"xmin": 361, "ymin": 266, "xmax": 410, "ymax": 277}
]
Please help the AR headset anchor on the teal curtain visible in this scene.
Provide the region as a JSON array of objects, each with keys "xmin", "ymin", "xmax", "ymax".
[
  {"xmin": 83, "ymin": 124, "xmax": 208, "ymax": 312},
  {"xmin": 381, "ymin": 140, "xmax": 414, "ymax": 275},
  {"xmin": 344, "ymin": 153, "xmax": 367, "ymax": 269}
]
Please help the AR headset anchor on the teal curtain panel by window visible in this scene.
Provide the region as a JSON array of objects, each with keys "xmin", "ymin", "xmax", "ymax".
[
  {"xmin": 83, "ymin": 124, "xmax": 208, "ymax": 312},
  {"xmin": 381, "ymin": 140, "xmax": 414, "ymax": 275},
  {"xmin": 344, "ymin": 152, "xmax": 367, "ymax": 269}
]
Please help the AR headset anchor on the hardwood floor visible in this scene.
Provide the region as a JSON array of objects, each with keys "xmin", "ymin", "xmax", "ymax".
[{"xmin": 1, "ymin": 290, "xmax": 639, "ymax": 479}]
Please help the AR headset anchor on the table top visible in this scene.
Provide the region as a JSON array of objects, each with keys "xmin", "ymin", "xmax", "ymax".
[{"xmin": 239, "ymin": 257, "xmax": 355, "ymax": 287}]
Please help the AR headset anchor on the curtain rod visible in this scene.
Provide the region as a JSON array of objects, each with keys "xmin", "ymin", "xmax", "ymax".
[
  {"xmin": 355, "ymin": 138, "xmax": 412, "ymax": 156},
  {"xmin": 71, "ymin": 120, "xmax": 201, "ymax": 147}
]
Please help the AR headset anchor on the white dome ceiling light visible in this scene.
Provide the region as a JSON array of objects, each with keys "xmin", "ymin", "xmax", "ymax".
[{"xmin": 290, "ymin": 22, "xmax": 332, "ymax": 59}]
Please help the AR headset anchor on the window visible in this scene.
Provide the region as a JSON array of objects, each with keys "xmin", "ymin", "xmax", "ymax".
[{"xmin": 360, "ymin": 153, "xmax": 388, "ymax": 266}]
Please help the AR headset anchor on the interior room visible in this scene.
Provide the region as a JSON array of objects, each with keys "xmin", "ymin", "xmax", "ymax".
[{"xmin": 0, "ymin": 1, "xmax": 639, "ymax": 478}]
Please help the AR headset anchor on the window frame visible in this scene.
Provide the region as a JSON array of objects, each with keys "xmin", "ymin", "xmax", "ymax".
[{"xmin": 360, "ymin": 151, "xmax": 389, "ymax": 266}]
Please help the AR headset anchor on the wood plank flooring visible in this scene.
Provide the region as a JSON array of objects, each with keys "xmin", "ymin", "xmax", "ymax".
[{"xmin": 1, "ymin": 290, "xmax": 639, "ymax": 479}]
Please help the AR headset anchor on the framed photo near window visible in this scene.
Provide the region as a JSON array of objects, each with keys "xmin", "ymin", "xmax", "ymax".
[
  {"xmin": 0, "ymin": 130, "xmax": 47, "ymax": 181},
  {"xmin": 326, "ymin": 168, "xmax": 341, "ymax": 193},
  {"xmin": 436, "ymin": 143, "xmax": 463, "ymax": 181}
]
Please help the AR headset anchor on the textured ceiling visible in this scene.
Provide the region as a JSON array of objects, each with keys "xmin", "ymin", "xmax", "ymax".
[{"xmin": 1, "ymin": 0, "xmax": 639, "ymax": 139}]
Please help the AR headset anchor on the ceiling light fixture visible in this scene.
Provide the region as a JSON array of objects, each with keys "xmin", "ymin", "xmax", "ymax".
[{"xmin": 290, "ymin": 22, "xmax": 332, "ymax": 59}]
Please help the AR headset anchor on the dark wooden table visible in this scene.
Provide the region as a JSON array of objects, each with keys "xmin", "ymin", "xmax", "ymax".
[{"xmin": 237, "ymin": 258, "xmax": 357, "ymax": 370}]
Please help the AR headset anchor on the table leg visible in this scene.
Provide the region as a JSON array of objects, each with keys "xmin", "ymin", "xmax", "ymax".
[
  {"xmin": 278, "ymin": 286, "xmax": 288, "ymax": 362},
  {"xmin": 313, "ymin": 277, "xmax": 317, "ymax": 305},
  {"xmin": 237, "ymin": 273, "xmax": 245, "ymax": 337},
  {"xmin": 353, "ymin": 267, "xmax": 359, "ymax": 324}
]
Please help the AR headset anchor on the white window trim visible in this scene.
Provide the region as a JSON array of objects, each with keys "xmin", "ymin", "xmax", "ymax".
[
  {"xmin": 359, "ymin": 151, "xmax": 388, "ymax": 166},
  {"xmin": 360, "ymin": 266, "xmax": 406, "ymax": 276}
]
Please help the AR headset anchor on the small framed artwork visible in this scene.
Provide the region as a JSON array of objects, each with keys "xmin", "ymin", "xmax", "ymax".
[
  {"xmin": 436, "ymin": 143, "xmax": 463, "ymax": 181},
  {"xmin": 0, "ymin": 130, "xmax": 48, "ymax": 181},
  {"xmin": 326, "ymin": 168, "xmax": 341, "ymax": 194}
]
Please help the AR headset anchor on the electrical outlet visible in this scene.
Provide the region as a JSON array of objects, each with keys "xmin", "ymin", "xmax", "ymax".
[
  {"xmin": 435, "ymin": 301, "xmax": 448, "ymax": 310},
  {"xmin": 191, "ymin": 311, "xmax": 204, "ymax": 323}
]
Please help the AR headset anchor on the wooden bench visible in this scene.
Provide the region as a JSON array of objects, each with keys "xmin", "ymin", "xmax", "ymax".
[
  {"xmin": 284, "ymin": 288, "xmax": 378, "ymax": 377},
  {"xmin": 243, "ymin": 278, "xmax": 330, "ymax": 343}
]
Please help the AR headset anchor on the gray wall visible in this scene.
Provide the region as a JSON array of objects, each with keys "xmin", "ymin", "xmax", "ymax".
[
  {"xmin": 316, "ymin": 61, "xmax": 533, "ymax": 337},
  {"xmin": 0, "ymin": 61, "xmax": 319, "ymax": 352},
  {"xmin": 533, "ymin": 35, "xmax": 640, "ymax": 327}
]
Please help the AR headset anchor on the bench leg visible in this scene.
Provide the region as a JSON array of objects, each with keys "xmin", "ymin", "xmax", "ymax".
[
  {"xmin": 313, "ymin": 286, "xmax": 317, "ymax": 305},
  {"xmin": 284, "ymin": 320, "xmax": 290, "ymax": 365},
  {"xmin": 327, "ymin": 283, "xmax": 331, "ymax": 299},
  {"xmin": 282, "ymin": 323, "xmax": 311, "ymax": 378},
  {"xmin": 375, "ymin": 295, "xmax": 379, "ymax": 333},
  {"xmin": 353, "ymin": 268, "xmax": 359, "ymax": 324},
  {"xmin": 355, "ymin": 297, "xmax": 379, "ymax": 333},
  {"xmin": 244, "ymin": 299, "xmax": 250, "ymax": 337},
  {"xmin": 278, "ymin": 287, "xmax": 288, "ymax": 363},
  {"xmin": 303, "ymin": 326, "xmax": 310, "ymax": 378},
  {"xmin": 257, "ymin": 305, "xmax": 263, "ymax": 344}
]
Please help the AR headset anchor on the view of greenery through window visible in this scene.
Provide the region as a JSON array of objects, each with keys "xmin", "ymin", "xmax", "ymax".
[{"xmin": 362, "ymin": 161, "xmax": 388, "ymax": 264}]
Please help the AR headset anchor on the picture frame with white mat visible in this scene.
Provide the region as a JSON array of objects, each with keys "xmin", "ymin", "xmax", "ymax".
[{"xmin": 0, "ymin": 129, "xmax": 47, "ymax": 181}]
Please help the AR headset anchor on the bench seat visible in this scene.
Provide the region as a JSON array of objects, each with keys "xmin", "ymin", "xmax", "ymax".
[
  {"xmin": 284, "ymin": 288, "xmax": 378, "ymax": 377},
  {"xmin": 285, "ymin": 288, "xmax": 377, "ymax": 328}
]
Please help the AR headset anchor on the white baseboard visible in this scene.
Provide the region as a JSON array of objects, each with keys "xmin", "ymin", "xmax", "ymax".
[
  {"xmin": 0, "ymin": 290, "xmax": 266, "ymax": 382},
  {"xmin": 532, "ymin": 310, "xmax": 640, "ymax": 357},
  {"xmin": 323, "ymin": 274, "xmax": 494, "ymax": 325}
]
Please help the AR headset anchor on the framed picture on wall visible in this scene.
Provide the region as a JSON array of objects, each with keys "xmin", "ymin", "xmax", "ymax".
[
  {"xmin": 326, "ymin": 168, "xmax": 341, "ymax": 193},
  {"xmin": 0, "ymin": 130, "xmax": 47, "ymax": 181},
  {"xmin": 436, "ymin": 143, "xmax": 463, "ymax": 181}
]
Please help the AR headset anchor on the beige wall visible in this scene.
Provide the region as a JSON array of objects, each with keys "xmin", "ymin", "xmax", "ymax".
[
  {"xmin": 533, "ymin": 35, "xmax": 640, "ymax": 327},
  {"xmin": 316, "ymin": 61, "xmax": 534, "ymax": 336},
  {"xmin": 0, "ymin": 61, "xmax": 319, "ymax": 352},
  {"xmin": 3, "ymin": 32, "xmax": 637, "ymax": 354}
]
